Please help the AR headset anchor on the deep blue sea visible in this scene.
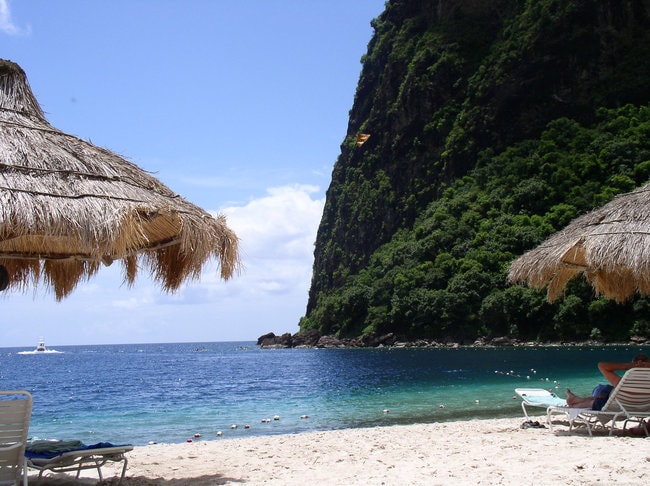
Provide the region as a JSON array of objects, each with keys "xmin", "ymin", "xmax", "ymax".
[{"xmin": 1, "ymin": 342, "xmax": 647, "ymax": 446}]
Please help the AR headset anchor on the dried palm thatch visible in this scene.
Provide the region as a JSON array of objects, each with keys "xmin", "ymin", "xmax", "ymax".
[
  {"xmin": 508, "ymin": 183, "xmax": 650, "ymax": 303},
  {"xmin": 0, "ymin": 59, "xmax": 239, "ymax": 299}
]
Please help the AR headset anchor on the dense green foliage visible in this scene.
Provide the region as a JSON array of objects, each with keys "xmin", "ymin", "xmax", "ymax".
[
  {"xmin": 302, "ymin": 105, "xmax": 650, "ymax": 342},
  {"xmin": 303, "ymin": 0, "xmax": 650, "ymax": 343}
]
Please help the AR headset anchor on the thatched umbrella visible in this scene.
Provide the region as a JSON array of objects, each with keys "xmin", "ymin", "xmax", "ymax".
[
  {"xmin": 0, "ymin": 59, "xmax": 239, "ymax": 299},
  {"xmin": 508, "ymin": 183, "xmax": 650, "ymax": 303}
]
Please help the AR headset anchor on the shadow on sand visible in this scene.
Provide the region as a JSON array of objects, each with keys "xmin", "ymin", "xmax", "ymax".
[{"xmin": 29, "ymin": 474, "xmax": 246, "ymax": 485}]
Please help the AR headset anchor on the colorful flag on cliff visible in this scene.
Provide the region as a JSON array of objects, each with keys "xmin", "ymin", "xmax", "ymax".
[{"xmin": 355, "ymin": 133, "xmax": 371, "ymax": 146}]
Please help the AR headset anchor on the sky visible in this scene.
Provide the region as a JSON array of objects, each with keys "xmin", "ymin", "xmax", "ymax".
[{"xmin": 0, "ymin": 0, "xmax": 386, "ymax": 347}]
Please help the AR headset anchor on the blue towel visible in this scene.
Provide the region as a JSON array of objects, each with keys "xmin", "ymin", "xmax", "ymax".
[
  {"xmin": 25, "ymin": 439, "xmax": 126, "ymax": 459},
  {"xmin": 520, "ymin": 392, "xmax": 567, "ymax": 408}
]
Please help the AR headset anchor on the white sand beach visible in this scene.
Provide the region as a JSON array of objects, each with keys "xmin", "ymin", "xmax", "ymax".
[{"xmin": 28, "ymin": 415, "xmax": 649, "ymax": 485}]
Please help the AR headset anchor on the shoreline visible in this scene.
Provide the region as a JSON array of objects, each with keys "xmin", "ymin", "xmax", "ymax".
[
  {"xmin": 28, "ymin": 415, "xmax": 649, "ymax": 485},
  {"xmin": 257, "ymin": 330, "xmax": 649, "ymax": 349}
]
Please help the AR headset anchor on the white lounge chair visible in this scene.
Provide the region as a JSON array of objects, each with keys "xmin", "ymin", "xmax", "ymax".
[
  {"xmin": 25, "ymin": 443, "xmax": 133, "ymax": 484},
  {"xmin": 547, "ymin": 367, "xmax": 650, "ymax": 436},
  {"xmin": 515, "ymin": 388, "xmax": 567, "ymax": 418},
  {"xmin": 0, "ymin": 390, "xmax": 32, "ymax": 486}
]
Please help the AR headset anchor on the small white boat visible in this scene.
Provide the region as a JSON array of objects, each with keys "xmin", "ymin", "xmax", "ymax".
[{"xmin": 17, "ymin": 338, "xmax": 62, "ymax": 354}]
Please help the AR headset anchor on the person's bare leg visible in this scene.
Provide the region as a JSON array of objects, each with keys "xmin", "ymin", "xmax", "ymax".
[{"xmin": 566, "ymin": 389, "xmax": 594, "ymax": 408}]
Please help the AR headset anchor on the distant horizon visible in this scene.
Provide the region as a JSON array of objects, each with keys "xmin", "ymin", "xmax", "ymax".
[
  {"xmin": 2, "ymin": 338, "xmax": 262, "ymax": 349},
  {"xmin": 5, "ymin": 338, "xmax": 647, "ymax": 350}
]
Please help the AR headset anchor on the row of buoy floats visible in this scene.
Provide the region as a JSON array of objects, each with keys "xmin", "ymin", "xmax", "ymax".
[
  {"xmin": 161, "ymin": 402, "xmax": 487, "ymax": 445},
  {"xmin": 495, "ymin": 368, "xmax": 560, "ymax": 387},
  {"xmin": 176, "ymin": 414, "xmax": 314, "ymax": 443}
]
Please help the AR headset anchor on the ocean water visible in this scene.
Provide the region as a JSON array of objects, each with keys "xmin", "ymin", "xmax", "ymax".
[{"xmin": 1, "ymin": 342, "xmax": 646, "ymax": 446}]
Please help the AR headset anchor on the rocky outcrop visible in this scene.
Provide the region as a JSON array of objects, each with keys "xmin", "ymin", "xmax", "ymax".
[
  {"xmin": 257, "ymin": 331, "xmax": 650, "ymax": 349},
  {"xmin": 257, "ymin": 331, "xmax": 399, "ymax": 349},
  {"xmin": 256, "ymin": 332, "xmax": 293, "ymax": 348}
]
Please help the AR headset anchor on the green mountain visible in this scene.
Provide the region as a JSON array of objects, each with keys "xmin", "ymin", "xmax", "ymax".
[{"xmin": 300, "ymin": 0, "xmax": 650, "ymax": 345}]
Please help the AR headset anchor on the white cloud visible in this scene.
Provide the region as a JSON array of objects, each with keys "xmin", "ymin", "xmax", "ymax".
[
  {"xmin": 0, "ymin": 0, "xmax": 29, "ymax": 36},
  {"xmin": 223, "ymin": 184, "xmax": 323, "ymax": 257},
  {"xmin": 192, "ymin": 184, "xmax": 324, "ymax": 299}
]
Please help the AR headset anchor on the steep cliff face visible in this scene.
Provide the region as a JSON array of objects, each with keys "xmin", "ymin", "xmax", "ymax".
[
  {"xmin": 309, "ymin": 0, "xmax": 513, "ymax": 307},
  {"xmin": 304, "ymin": 0, "xmax": 650, "ymax": 342}
]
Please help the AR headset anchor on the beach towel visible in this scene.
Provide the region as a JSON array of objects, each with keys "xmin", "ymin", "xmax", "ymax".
[{"xmin": 25, "ymin": 439, "xmax": 126, "ymax": 459}]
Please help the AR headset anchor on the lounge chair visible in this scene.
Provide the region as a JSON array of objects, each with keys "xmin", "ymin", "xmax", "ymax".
[
  {"xmin": 0, "ymin": 390, "xmax": 32, "ymax": 486},
  {"xmin": 547, "ymin": 367, "xmax": 650, "ymax": 436},
  {"xmin": 25, "ymin": 441, "xmax": 133, "ymax": 484},
  {"xmin": 515, "ymin": 388, "xmax": 567, "ymax": 418}
]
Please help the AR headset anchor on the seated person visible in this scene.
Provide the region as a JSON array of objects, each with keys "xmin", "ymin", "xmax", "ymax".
[{"xmin": 565, "ymin": 353, "xmax": 649, "ymax": 410}]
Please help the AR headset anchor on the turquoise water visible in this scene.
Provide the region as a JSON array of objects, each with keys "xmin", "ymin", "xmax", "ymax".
[{"xmin": 1, "ymin": 342, "xmax": 646, "ymax": 445}]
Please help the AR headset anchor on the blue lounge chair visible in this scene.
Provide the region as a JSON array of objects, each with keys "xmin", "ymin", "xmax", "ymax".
[{"xmin": 515, "ymin": 387, "xmax": 567, "ymax": 419}]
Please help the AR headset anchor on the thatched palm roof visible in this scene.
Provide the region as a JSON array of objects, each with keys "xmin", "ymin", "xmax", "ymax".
[
  {"xmin": 0, "ymin": 59, "xmax": 239, "ymax": 299},
  {"xmin": 508, "ymin": 183, "xmax": 650, "ymax": 303}
]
